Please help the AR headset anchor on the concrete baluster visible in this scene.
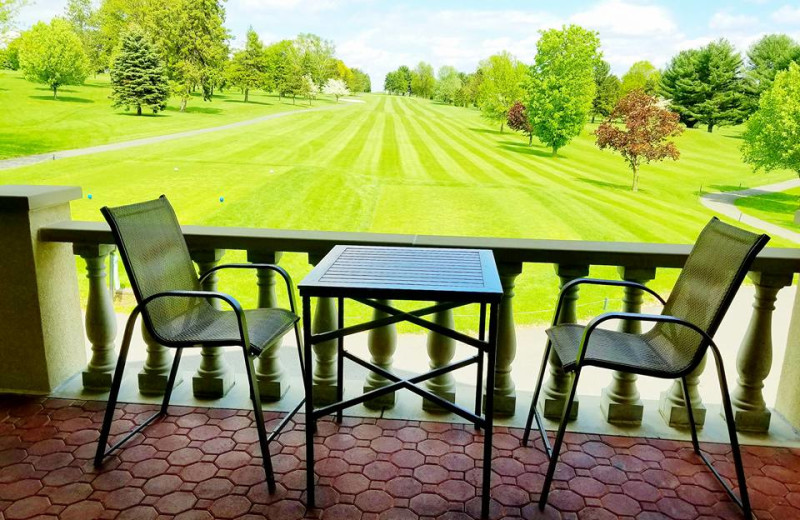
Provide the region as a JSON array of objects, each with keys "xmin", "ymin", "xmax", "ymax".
[
  {"xmin": 600, "ymin": 266, "xmax": 655, "ymax": 424},
  {"xmin": 730, "ymin": 271, "xmax": 793, "ymax": 432},
  {"xmin": 541, "ymin": 264, "xmax": 589, "ymax": 420},
  {"xmin": 660, "ymin": 355, "xmax": 708, "ymax": 427},
  {"xmin": 138, "ymin": 321, "xmax": 181, "ymax": 395},
  {"xmin": 309, "ymin": 253, "xmax": 338, "ymax": 405},
  {"xmin": 424, "ymin": 310, "xmax": 456, "ymax": 412},
  {"xmin": 489, "ymin": 263, "xmax": 523, "ymax": 416},
  {"xmin": 249, "ymin": 251, "xmax": 288, "ymax": 401},
  {"xmin": 363, "ymin": 300, "xmax": 397, "ymax": 409},
  {"xmin": 191, "ymin": 249, "xmax": 235, "ymax": 398},
  {"xmin": 76, "ymin": 244, "xmax": 118, "ymax": 391}
]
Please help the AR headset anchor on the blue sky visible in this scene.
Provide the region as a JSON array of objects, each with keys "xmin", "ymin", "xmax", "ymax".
[{"xmin": 12, "ymin": 0, "xmax": 800, "ymax": 89}]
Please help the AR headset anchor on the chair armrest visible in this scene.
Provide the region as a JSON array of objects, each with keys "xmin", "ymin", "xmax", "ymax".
[
  {"xmin": 575, "ymin": 311, "xmax": 714, "ymax": 367},
  {"xmin": 198, "ymin": 263, "xmax": 299, "ymax": 315},
  {"xmin": 139, "ymin": 289, "xmax": 250, "ymax": 349},
  {"xmin": 551, "ymin": 278, "xmax": 665, "ymax": 326}
]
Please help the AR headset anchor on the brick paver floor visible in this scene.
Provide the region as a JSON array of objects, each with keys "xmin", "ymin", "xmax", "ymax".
[{"xmin": 1, "ymin": 396, "xmax": 798, "ymax": 519}]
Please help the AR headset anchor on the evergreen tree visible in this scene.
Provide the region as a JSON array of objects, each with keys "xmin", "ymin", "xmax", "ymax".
[
  {"xmin": 110, "ymin": 29, "xmax": 169, "ymax": 115},
  {"xmin": 591, "ymin": 60, "xmax": 620, "ymax": 123},
  {"xmin": 746, "ymin": 34, "xmax": 800, "ymax": 95},
  {"xmin": 660, "ymin": 40, "xmax": 748, "ymax": 132}
]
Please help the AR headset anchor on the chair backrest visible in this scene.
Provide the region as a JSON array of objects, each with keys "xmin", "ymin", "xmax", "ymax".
[
  {"xmin": 102, "ymin": 196, "xmax": 205, "ymax": 342},
  {"xmin": 646, "ymin": 217, "xmax": 769, "ymax": 373}
]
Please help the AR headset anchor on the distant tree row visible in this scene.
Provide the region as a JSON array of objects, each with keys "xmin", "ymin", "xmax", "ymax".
[{"xmin": 1, "ymin": 0, "xmax": 370, "ymax": 111}]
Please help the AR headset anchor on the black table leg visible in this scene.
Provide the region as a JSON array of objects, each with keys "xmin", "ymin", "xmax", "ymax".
[
  {"xmin": 336, "ymin": 297, "xmax": 344, "ymax": 423},
  {"xmin": 475, "ymin": 303, "xmax": 486, "ymax": 430},
  {"xmin": 303, "ymin": 296, "xmax": 315, "ymax": 509},
  {"xmin": 481, "ymin": 302, "xmax": 499, "ymax": 519}
]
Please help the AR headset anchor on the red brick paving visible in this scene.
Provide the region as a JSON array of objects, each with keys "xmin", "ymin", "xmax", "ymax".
[{"xmin": 0, "ymin": 397, "xmax": 798, "ymax": 519}]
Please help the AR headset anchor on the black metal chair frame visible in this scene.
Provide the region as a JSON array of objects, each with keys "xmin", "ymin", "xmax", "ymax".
[
  {"xmin": 522, "ymin": 276, "xmax": 754, "ymax": 519},
  {"xmin": 93, "ymin": 256, "xmax": 306, "ymax": 493}
]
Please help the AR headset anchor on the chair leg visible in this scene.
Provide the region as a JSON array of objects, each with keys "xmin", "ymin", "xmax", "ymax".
[
  {"xmin": 680, "ymin": 376, "xmax": 701, "ymax": 454},
  {"xmin": 712, "ymin": 349, "xmax": 753, "ymax": 520},
  {"xmin": 538, "ymin": 367, "xmax": 581, "ymax": 511},
  {"xmin": 522, "ymin": 338, "xmax": 553, "ymax": 446},
  {"xmin": 243, "ymin": 349, "xmax": 276, "ymax": 493},
  {"xmin": 94, "ymin": 311, "xmax": 137, "ymax": 467},
  {"xmin": 159, "ymin": 348, "xmax": 183, "ymax": 415}
]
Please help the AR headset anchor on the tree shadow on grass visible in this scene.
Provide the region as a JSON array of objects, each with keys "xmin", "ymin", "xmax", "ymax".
[
  {"xmin": 708, "ymin": 184, "xmax": 747, "ymax": 192},
  {"xmin": 116, "ymin": 112, "xmax": 169, "ymax": 118},
  {"xmin": 29, "ymin": 95, "xmax": 93, "ymax": 103},
  {"xmin": 469, "ymin": 127, "xmax": 504, "ymax": 136},
  {"xmin": 222, "ymin": 99, "xmax": 272, "ymax": 106},
  {"xmin": 497, "ymin": 143, "xmax": 554, "ymax": 158},
  {"xmin": 736, "ymin": 192, "xmax": 800, "ymax": 215},
  {"xmin": 164, "ymin": 105, "xmax": 222, "ymax": 115},
  {"xmin": 577, "ymin": 177, "xmax": 633, "ymax": 191}
]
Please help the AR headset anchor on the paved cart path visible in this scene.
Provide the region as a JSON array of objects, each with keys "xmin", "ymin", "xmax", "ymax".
[
  {"xmin": 0, "ymin": 104, "xmax": 344, "ymax": 171},
  {"xmin": 701, "ymin": 178, "xmax": 800, "ymax": 244}
]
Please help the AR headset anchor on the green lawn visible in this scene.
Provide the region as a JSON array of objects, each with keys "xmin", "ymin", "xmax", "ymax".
[
  {"xmin": 0, "ymin": 70, "xmax": 333, "ymax": 159},
  {"xmin": 735, "ymin": 187, "xmax": 800, "ymax": 231},
  {"xmin": 3, "ymin": 88, "xmax": 796, "ymax": 327}
]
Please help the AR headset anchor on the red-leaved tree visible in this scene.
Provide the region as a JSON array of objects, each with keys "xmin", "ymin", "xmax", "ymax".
[
  {"xmin": 595, "ymin": 90, "xmax": 684, "ymax": 191},
  {"xmin": 507, "ymin": 100, "xmax": 533, "ymax": 145}
]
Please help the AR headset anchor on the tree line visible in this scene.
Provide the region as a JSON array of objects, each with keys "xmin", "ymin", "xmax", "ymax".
[
  {"xmin": 0, "ymin": 0, "xmax": 370, "ymax": 113},
  {"xmin": 384, "ymin": 27, "xmax": 800, "ymax": 185}
]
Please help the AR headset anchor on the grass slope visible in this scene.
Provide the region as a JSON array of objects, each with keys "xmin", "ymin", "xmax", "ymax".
[
  {"xmin": 0, "ymin": 70, "xmax": 332, "ymax": 159},
  {"xmin": 3, "ymin": 92, "xmax": 795, "ymax": 326},
  {"xmin": 736, "ymin": 187, "xmax": 800, "ymax": 231}
]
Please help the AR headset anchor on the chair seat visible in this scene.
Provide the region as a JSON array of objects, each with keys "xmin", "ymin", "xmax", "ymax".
[
  {"xmin": 165, "ymin": 307, "xmax": 299, "ymax": 355},
  {"xmin": 547, "ymin": 324, "xmax": 680, "ymax": 378}
]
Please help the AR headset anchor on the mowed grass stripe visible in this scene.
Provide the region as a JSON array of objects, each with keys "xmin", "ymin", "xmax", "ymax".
[{"xmin": 403, "ymin": 98, "xmax": 533, "ymax": 186}]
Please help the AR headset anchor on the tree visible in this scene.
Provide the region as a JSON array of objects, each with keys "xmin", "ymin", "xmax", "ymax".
[
  {"xmin": 65, "ymin": 0, "xmax": 104, "ymax": 74},
  {"xmin": 507, "ymin": 101, "xmax": 533, "ymax": 145},
  {"xmin": 620, "ymin": 60, "xmax": 661, "ymax": 95},
  {"xmin": 300, "ymin": 74, "xmax": 318, "ymax": 104},
  {"xmin": 742, "ymin": 63, "xmax": 800, "ymax": 178},
  {"xmin": 411, "ymin": 61, "xmax": 435, "ymax": 98},
  {"xmin": 159, "ymin": 0, "xmax": 229, "ymax": 111},
  {"xmin": 295, "ymin": 33, "xmax": 335, "ymax": 88},
  {"xmin": 746, "ymin": 34, "xmax": 800, "ymax": 96},
  {"xmin": 596, "ymin": 90, "xmax": 683, "ymax": 191},
  {"xmin": 659, "ymin": 40, "xmax": 748, "ymax": 132},
  {"xmin": 527, "ymin": 25, "xmax": 601, "ymax": 154},
  {"xmin": 349, "ymin": 68, "xmax": 370, "ymax": 93},
  {"xmin": 384, "ymin": 66, "xmax": 411, "ymax": 95},
  {"xmin": 2, "ymin": 35, "xmax": 21, "ymax": 69},
  {"xmin": 591, "ymin": 60, "xmax": 620, "ymax": 123},
  {"xmin": 323, "ymin": 77, "xmax": 348, "ymax": 102},
  {"xmin": 110, "ymin": 29, "xmax": 168, "ymax": 115},
  {"xmin": 434, "ymin": 65, "xmax": 462, "ymax": 104},
  {"xmin": 1, "ymin": 0, "xmax": 25, "ymax": 30},
  {"xmin": 477, "ymin": 51, "xmax": 527, "ymax": 131},
  {"xmin": 228, "ymin": 28, "xmax": 266, "ymax": 102},
  {"xmin": 18, "ymin": 18, "xmax": 89, "ymax": 98}
]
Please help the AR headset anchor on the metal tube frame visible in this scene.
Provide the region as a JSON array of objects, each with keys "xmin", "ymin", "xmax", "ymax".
[
  {"xmin": 94, "ymin": 281, "xmax": 307, "ymax": 496},
  {"xmin": 523, "ymin": 302, "xmax": 752, "ymax": 519},
  {"xmin": 303, "ymin": 295, "xmax": 498, "ymax": 519}
]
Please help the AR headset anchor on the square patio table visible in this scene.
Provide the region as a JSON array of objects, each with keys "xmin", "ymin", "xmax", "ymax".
[{"xmin": 299, "ymin": 245, "xmax": 503, "ymax": 519}]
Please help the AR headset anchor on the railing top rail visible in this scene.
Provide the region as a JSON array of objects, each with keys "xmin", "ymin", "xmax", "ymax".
[{"xmin": 39, "ymin": 220, "xmax": 800, "ymax": 274}]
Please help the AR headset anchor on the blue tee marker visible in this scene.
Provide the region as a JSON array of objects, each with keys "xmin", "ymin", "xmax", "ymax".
[
  {"xmin": 219, "ymin": 196, "xmax": 224, "ymax": 203},
  {"xmin": 87, "ymin": 194, "xmax": 93, "ymax": 200}
]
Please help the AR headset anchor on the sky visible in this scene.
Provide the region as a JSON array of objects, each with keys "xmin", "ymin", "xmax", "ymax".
[{"xmin": 11, "ymin": 0, "xmax": 800, "ymax": 90}]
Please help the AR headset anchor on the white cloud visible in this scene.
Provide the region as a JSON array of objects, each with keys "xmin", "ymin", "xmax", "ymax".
[
  {"xmin": 570, "ymin": 0, "xmax": 678, "ymax": 37},
  {"xmin": 772, "ymin": 5, "xmax": 800, "ymax": 24},
  {"xmin": 709, "ymin": 11, "xmax": 759, "ymax": 30}
]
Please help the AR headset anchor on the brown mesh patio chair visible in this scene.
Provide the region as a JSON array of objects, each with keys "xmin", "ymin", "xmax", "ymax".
[
  {"xmin": 522, "ymin": 217, "xmax": 768, "ymax": 520},
  {"xmin": 93, "ymin": 195, "xmax": 305, "ymax": 493}
]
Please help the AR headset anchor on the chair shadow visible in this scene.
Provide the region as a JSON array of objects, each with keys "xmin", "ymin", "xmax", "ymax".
[{"xmin": 29, "ymin": 95, "xmax": 93, "ymax": 103}]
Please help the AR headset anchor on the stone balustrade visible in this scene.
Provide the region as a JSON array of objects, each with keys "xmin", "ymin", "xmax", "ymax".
[{"xmin": 9, "ymin": 185, "xmax": 798, "ymax": 436}]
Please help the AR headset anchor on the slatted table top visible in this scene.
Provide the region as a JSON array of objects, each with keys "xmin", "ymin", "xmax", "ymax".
[{"xmin": 299, "ymin": 245, "xmax": 503, "ymax": 303}]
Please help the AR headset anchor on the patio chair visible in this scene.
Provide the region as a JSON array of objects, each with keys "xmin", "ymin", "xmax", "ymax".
[
  {"xmin": 93, "ymin": 195, "xmax": 305, "ymax": 493},
  {"xmin": 522, "ymin": 217, "xmax": 768, "ymax": 520}
]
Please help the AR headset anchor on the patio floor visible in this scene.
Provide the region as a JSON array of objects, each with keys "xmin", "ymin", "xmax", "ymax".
[{"xmin": 1, "ymin": 397, "xmax": 798, "ymax": 520}]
